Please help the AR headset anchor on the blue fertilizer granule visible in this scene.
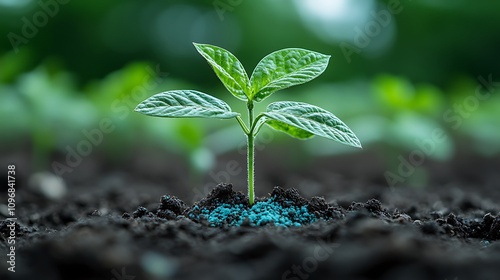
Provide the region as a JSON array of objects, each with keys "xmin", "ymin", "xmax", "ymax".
[{"xmin": 196, "ymin": 198, "xmax": 316, "ymax": 227}]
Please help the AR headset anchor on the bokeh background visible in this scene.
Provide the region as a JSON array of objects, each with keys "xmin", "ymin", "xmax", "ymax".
[{"xmin": 1, "ymin": 0, "xmax": 499, "ymax": 202}]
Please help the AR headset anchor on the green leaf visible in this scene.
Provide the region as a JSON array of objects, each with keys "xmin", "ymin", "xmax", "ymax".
[
  {"xmin": 250, "ymin": 48, "xmax": 330, "ymax": 102},
  {"xmin": 266, "ymin": 120, "xmax": 314, "ymax": 139},
  {"xmin": 135, "ymin": 90, "xmax": 239, "ymax": 119},
  {"xmin": 263, "ymin": 101, "xmax": 361, "ymax": 148},
  {"xmin": 193, "ymin": 43, "xmax": 250, "ymax": 101}
]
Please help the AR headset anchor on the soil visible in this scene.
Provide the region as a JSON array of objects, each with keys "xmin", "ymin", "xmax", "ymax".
[{"xmin": 1, "ymin": 153, "xmax": 500, "ymax": 280}]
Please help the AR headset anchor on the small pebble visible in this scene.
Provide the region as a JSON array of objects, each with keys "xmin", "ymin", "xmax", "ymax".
[{"xmin": 29, "ymin": 172, "xmax": 67, "ymax": 200}]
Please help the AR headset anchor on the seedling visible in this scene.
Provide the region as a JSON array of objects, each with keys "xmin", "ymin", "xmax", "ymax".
[{"xmin": 135, "ymin": 43, "xmax": 361, "ymax": 205}]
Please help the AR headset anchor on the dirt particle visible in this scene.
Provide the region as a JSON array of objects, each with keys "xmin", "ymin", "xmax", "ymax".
[
  {"xmin": 489, "ymin": 217, "xmax": 500, "ymax": 240},
  {"xmin": 421, "ymin": 221, "xmax": 440, "ymax": 235},
  {"xmin": 158, "ymin": 195, "xmax": 187, "ymax": 215},
  {"xmin": 133, "ymin": 206, "xmax": 149, "ymax": 218}
]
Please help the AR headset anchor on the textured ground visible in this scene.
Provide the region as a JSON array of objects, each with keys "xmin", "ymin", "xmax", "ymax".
[{"xmin": 1, "ymin": 173, "xmax": 500, "ymax": 280}]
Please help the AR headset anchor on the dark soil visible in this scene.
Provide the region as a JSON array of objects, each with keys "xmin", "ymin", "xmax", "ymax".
[{"xmin": 1, "ymin": 172, "xmax": 500, "ymax": 280}]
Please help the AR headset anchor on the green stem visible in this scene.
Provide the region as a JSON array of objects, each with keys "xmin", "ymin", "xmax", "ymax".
[
  {"xmin": 247, "ymin": 132, "xmax": 255, "ymax": 205},
  {"xmin": 236, "ymin": 116, "xmax": 250, "ymax": 134},
  {"xmin": 247, "ymin": 101, "xmax": 255, "ymax": 205},
  {"xmin": 251, "ymin": 113, "xmax": 266, "ymax": 137}
]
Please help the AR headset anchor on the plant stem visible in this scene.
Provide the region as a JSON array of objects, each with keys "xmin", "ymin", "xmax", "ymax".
[
  {"xmin": 247, "ymin": 101, "xmax": 255, "ymax": 205},
  {"xmin": 235, "ymin": 116, "xmax": 250, "ymax": 134},
  {"xmin": 247, "ymin": 132, "xmax": 255, "ymax": 205}
]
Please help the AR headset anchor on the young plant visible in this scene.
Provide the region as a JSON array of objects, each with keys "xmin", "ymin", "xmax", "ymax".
[{"xmin": 135, "ymin": 43, "xmax": 361, "ymax": 205}]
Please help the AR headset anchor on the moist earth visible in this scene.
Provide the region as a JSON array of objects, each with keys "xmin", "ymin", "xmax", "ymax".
[{"xmin": 1, "ymin": 179, "xmax": 500, "ymax": 280}]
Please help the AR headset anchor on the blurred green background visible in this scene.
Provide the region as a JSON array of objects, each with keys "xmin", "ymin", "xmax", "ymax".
[{"xmin": 1, "ymin": 0, "xmax": 499, "ymax": 194}]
